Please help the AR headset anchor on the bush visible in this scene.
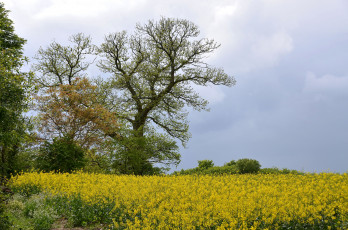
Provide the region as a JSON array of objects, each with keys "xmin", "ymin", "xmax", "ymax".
[
  {"xmin": 172, "ymin": 168, "xmax": 199, "ymax": 175},
  {"xmin": 236, "ymin": 158, "xmax": 261, "ymax": 174},
  {"xmin": 203, "ymin": 165, "xmax": 239, "ymax": 175},
  {"xmin": 260, "ymin": 167, "xmax": 304, "ymax": 175},
  {"xmin": 198, "ymin": 160, "xmax": 214, "ymax": 170},
  {"xmin": 172, "ymin": 158, "xmax": 267, "ymax": 175},
  {"xmin": 36, "ymin": 136, "xmax": 86, "ymax": 173},
  {"xmin": 224, "ymin": 160, "xmax": 236, "ymax": 167},
  {"xmin": 173, "ymin": 164, "xmax": 239, "ymax": 176}
]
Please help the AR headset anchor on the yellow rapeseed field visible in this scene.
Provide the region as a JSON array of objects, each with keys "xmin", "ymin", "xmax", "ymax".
[{"xmin": 9, "ymin": 172, "xmax": 348, "ymax": 229}]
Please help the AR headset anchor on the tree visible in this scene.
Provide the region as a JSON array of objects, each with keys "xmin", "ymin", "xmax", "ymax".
[
  {"xmin": 32, "ymin": 17, "xmax": 235, "ymax": 175},
  {"xmin": 0, "ymin": 2, "xmax": 32, "ymax": 179},
  {"xmin": 98, "ymin": 17, "xmax": 235, "ymax": 174},
  {"xmin": 35, "ymin": 77, "xmax": 119, "ymax": 148},
  {"xmin": 33, "ymin": 33, "xmax": 95, "ymax": 87},
  {"xmin": 198, "ymin": 160, "xmax": 214, "ymax": 170},
  {"xmin": 33, "ymin": 34, "xmax": 119, "ymax": 172},
  {"xmin": 236, "ymin": 158, "xmax": 261, "ymax": 174},
  {"xmin": 36, "ymin": 136, "xmax": 86, "ymax": 173}
]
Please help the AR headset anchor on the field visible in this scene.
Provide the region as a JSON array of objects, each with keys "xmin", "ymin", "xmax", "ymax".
[{"xmin": 8, "ymin": 172, "xmax": 348, "ymax": 229}]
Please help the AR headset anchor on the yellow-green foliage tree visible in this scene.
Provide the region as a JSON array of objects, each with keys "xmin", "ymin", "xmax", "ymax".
[{"xmin": 98, "ymin": 17, "xmax": 235, "ymax": 174}]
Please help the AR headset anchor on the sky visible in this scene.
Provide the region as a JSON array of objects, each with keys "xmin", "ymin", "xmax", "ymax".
[{"xmin": 3, "ymin": 0, "xmax": 348, "ymax": 173}]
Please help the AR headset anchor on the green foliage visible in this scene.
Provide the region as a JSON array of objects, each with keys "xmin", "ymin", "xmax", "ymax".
[
  {"xmin": 33, "ymin": 33, "xmax": 95, "ymax": 87},
  {"xmin": 36, "ymin": 136, "xmax": 86, "ymax": 173},
  {"xmin": 173, "ymin": 160, "xmax": 239, "ymax": 175},
  {"xmin": 259, "ymin": 167, "xmax": 304, "ymax": 175},
  {"xmin": 173, "ymin": 168, "xmax": 200, "ymax": 175},
  {"xmin": 174, "ymin": 159, "xmax": 306, "ymax": 176},
  {"xmin": 174, "ymin": 158, "xmax": 263, "ymax": 175},
  {"xmin": 0, "ymin": 190, "xmax": 11, "ymax": 229},
  {"xmin": 198, "ymin": 160, "xmax": 214, "ymax": 170},
  {"xmin": 57, "ymin": 195, "xmax": 115, "ymax": 227},
  {"xmin": 0, "ymin": 2, "xmax": 34, "ymax": 179},
  {"xmin": 236, "ymin": 158, "xmax": 261, "ymax": 174},
  {"xmin": 202, "ymin": 165, "xmax": 239, "ymax": 175},
  {"xmin": 111, "ymin": 130, "xmax": 180, "ymax": 175},
  {"xmin": 96, "ymin": 17, "xmax": 235, "ymax": 174},
  {"xmin": 224, "ymin": 160, "xmax": 236, "ymax": 166},
  {"xmin": 6, "ymin": 193, "xmax": 58, "ymax": 230},
  {"xmin": 10, "ymin": 146, "xmax": 37, "ymax": 173},
  {"xmin": 83, "ymin": 150, "xmax": 113, "ymax": 174},
  {"xmin": 32, "ymin": 17, "xmax": 235, "ymax": 175},
  {"xmin": 0, "ymin": 3, "xmax": 25, "ymax": 53},
  {"xmin": 175, "ymin": 165, "xmax": 239, "ymax": 175}
]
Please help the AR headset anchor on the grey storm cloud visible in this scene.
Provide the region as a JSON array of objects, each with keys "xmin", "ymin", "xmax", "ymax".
[{"xmin": 3, "ymin": 0, "xmax": 348, "ymax": 173}]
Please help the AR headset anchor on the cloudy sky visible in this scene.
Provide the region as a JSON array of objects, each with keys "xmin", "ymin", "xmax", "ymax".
[{"xmin": 3, "ymin": 0, "xmax": 348, "ymax": 173}]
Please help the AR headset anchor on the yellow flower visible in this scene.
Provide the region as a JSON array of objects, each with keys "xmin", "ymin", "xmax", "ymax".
[{"xmin": 9, "ymin": 172, "xmax": 348, "ymax": 229}]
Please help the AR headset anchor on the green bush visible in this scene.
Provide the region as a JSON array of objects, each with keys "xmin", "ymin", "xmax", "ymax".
[
  {"xmin": 172, "ymin": 168, "xmax": 199, "ymax": 175},
  {"xmin": 173, "ymin": 158, "xmax": 308, "ymax": 176},
  {"xmin": 173, "ymin": 164, "xmax": 239, "ymax": 176},
  {"xmin": 203, "ymin": 165, "xmax": 239, "ymax": 175},
  {"xmin": 236, "ymin": 158, "xmax": 261, "ymax": 174},
  {"xmin": 224, "ymin": 160, "xmax": 236, "ymax": 167},
  {"xmin": 198, "ymin": 160, "xmax": 214, "ymax": 170},
  {"xmin": 36, "ymin": 136, "xmax": 86, "ymax": 173},
  {"xmin": 259, "ymin": 167, "xmax": 304, "ymax": 175}
]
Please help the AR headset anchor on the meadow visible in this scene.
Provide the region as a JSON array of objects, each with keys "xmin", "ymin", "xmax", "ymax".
[{"xmin": 7, "ymin": 172, "xmax": 348, "ymax": 229}]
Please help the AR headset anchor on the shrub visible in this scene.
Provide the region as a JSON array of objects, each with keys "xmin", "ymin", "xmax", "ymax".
[
  {"xmin": 259, "ymin": 167, "xmax": 282, "ymax": 174},
  {"xmin": 260, "ymin": 167, "xmax": 304, "ymax": 175},
  {"xmin": 36, "ymin": 136, "xmax": 86, "ymax": 173},
  {"xmin": 198, "ymin": 160, "xmax": 214, "ymax": 170},
  {"xmin": 172, "ymin": 168, "xmax": 199, "ymax": 175},
  {"xmin": 173, "ymin": 165, "xmax": 239, "ymax": 176},
  {"xmin": 224, "ymin": 160, "xmax": 236, "ymax": 167},
  {"xmin": 203, "ymin": 165, "xmax": 239, "ymax": 175},
  {"xmin": 236, "ymin": 158, "xmax": 261, "ymax": 174}
]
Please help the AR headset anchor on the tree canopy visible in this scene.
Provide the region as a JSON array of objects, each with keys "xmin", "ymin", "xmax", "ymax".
[
  {"xmin": 0, "ymin": 2, "xmax": 32, "ymax": 178},
  {"xmin": 97, "ymin": 17, "xmax": 235, "ymax": 174},
  {"xmin": 32, "ymin": 17, "xmax": 235, "ymax": 175}
]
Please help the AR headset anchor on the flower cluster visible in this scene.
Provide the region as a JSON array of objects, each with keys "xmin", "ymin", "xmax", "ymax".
[{"xmin": 10, "ymin": 172, "xmax": 348, "ymax": 229}]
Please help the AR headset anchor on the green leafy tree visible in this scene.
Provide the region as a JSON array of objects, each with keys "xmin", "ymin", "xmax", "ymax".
[
  {"xmin": 236, "ymin": 158, "xmax": 261, "ymax": 174},
  {"xmin": 36, "ymin": 136, "xmax": 86, "ymax": 173},
  {"xmin": 0, "ymin": 2, "xmax": 32, "ymax": 178},
  {"xmin": 198, "ymin": 160, "xmax": 214, "ymax": 170},
  {"xmin": 98, "ymin": 17, "xmax": 235, "ymax": 174}
]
